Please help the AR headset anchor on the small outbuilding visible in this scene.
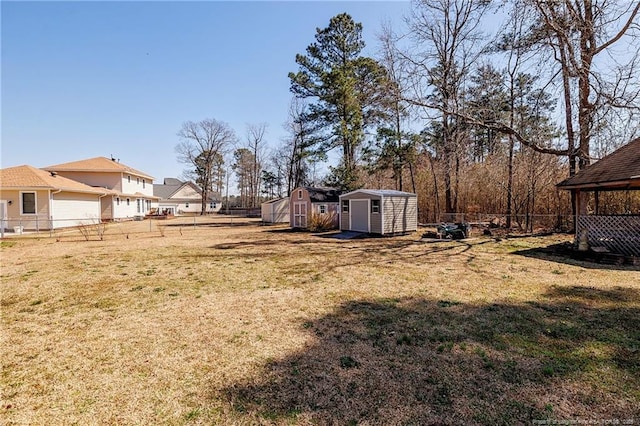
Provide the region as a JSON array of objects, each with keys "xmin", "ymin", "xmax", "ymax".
[
  {"xmin": 339, "ymin": 189, "xmax": 417, "ymax": 235},
  {"xmin": 261, "ymin": 197, "xmax": 290, "ymax": 223},
  {"xmin": 290, "ymin": 187, "xmax": 342, "ymax": 229}
]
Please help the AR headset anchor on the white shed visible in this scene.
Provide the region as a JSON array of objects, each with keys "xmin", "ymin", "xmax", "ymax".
[
  {"xmin": 261, "ymin": 197, "xmax": 290, "ymax": 223},
  {"xmin": 339, "ymin": 189, "xmax": 417, "ymax": 235}
]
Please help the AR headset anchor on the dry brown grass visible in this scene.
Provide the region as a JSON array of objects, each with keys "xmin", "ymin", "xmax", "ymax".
[{"xmin": 1, "ymin": 218, "xmax": 639, "ymax": 425}]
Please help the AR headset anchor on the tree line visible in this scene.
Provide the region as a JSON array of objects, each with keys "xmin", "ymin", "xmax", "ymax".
[{"xmin": 177, "ymin": 0, "xmax": 640, "ymax": 224}]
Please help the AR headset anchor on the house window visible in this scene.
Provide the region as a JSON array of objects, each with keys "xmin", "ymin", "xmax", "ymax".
[
  {"xmin": 137, "ymin": 178, "xmax": 140, "ymax": 185},
  {"xmin": 319, "ymin": 205, "xmax": 326, "ymax": 214},
  {"xmin": 21, "ymin": 192, "xmax": 36, "ymax": 214},
  {"xmin": 116, "ymin": 197, "xmax": 120, "ymax": 206},
  {"xmin": 126, "ymin": 198, "xmax": 130, "ymax": 206},
  {"xmin": 210, "ymin": 202, "xmax": 215, "ymax": 209},
  {"xmin": 371, "ymin": 200, "xmax": 380, "ymax": 214},
  {"xmin": 143, "ymin": 180, "xmax": 146, "ymax": 189},
  {"xmin": 342, "ymin": 200, "xmax": 349, "ymax": 213},
  {"xmin": 298, "ymin": 190, "xmax": 303, "ymax": 199},
  {"xmin": 146, "ymin": 200, "xmax": 151, "ymax": 210},
  {"xmin": 127, "ymin": 175, "xmax": 131, "ymax": 183},
  {"xmin": 185, "ymin": 202, "xmax": 189, "ymax": 208}
]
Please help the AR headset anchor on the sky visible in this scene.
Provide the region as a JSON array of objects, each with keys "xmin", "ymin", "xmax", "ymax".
[{"xmin": 1, "ymin": 0, "xmax": 413, "ymax": 184}]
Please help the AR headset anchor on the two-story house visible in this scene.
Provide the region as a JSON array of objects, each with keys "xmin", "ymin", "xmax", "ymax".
[{"xmin": 44, "ymin": 157, "xmax": 158, "ymax": 221}]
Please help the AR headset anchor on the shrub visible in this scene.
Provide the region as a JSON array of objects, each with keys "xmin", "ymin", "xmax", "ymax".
[{"xmin": 308, "ymin": 212, "xmax": 337, "ymax": 232}]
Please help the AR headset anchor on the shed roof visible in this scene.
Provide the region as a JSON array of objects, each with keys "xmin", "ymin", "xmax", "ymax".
[
  {"xmin": 45, "ymin": 157, "xmax": 154, "ymax": 180},
  {"xmin": 262, "ymin": 197, "xmax": 289, "ymax": 205},
  {"xmin": 341, "ymin": 189, "xmax": 417, "ymax": 198},
  {"xmin": 557, "ymin": 138, "xmax": 640, "ymax": 190},
  {"xmin": 0, "ymin": 165, "xmax": 109, "ymax": 195},
  {"xmin": 302, "ymin": 187, "xmax": 342, "ymax": 203}
]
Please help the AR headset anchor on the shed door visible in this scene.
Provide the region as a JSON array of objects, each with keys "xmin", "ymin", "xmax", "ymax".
[
  {"xmin": 350, "ymin": 200, "xmax": 369, "ymax": 233},
  {"xmin": 293, "ymin": 202, "xmax": 307, "ymax": 228}
]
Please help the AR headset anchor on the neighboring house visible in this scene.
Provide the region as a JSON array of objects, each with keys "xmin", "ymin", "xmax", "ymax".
[
  {"xmin": 557, "ymin": 137, "xmax": 640, "ymax": 257},
  {"xmin": 340, "ymin": 189, "xmax": 418, "ymax": 235},
  {"xmin": 0, "ymin": 165, "xmax": 108, "ymax": 232},
  {"xmin": 44, "ymin": 157, "xmax": 157, "ymax": 221},
  {"xmin": 153, "ymin": 178, "xmax": 221, "ymax": 215},
  {"xmin": 261, "ymin": 197, "xmax": 289, "ymax": 223},
  {"xmin": 290, "ymin": 187, "xmax": 342, "ymax": 229}
]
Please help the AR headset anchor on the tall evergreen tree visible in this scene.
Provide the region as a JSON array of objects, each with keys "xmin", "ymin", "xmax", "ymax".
[{"xmin": 289, "ymin": 13, "xmax": 390, "ymax": 190}]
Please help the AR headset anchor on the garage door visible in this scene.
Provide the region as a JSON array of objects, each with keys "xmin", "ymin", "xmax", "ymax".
[{"xmin": 350, "ymin": 200, "xmax": 369, "ymax": 233}]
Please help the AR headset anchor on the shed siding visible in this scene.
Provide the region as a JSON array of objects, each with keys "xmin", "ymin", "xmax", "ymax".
[
  {"xmin": 262, "ymin": 198, "xmax": 289, "ymax": 223},
  {"xmin": 290, "ymin": 188, "xmax": 311, "ymax": 228},
  {"xmin": 340, "ymin": 190, "xmax": 416, "ymax": 235},
  {"xmin": 370, "ymin": 196, "xmax": 383, "ymax": 234},
  {"xmin": 383, "ymin": 195, "xmax": 417, "ymax": 234}
]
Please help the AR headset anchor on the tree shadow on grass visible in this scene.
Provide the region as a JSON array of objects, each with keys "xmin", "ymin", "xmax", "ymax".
[
  {"xmin": 513, "ymin": 242, "xmax": 640, "ymax": 271},
  {"xmin": 216, "ymin": 287, "xmax": 640, "ymax": 424}
]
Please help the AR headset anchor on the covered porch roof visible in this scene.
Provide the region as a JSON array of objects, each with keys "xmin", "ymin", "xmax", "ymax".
[{"xmin": 557, "ymin": 138, "xmax": 640, "ymax": 191}]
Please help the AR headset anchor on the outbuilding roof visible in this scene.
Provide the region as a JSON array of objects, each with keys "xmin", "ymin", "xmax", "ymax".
[
  {"xmin": 557, "ymin": 138, "xmax": 640, "ymax": 190},
  {"xmin": 341, "ymin": 189, "xmax": 417, "ymax": 197},
  {"xmin": 303, "ymin": 187, "xmax": 342, "ymax": 203},
  {"xmin": 45, "ymin": 157, "xmax": 154, "ymax": 180},
  {"xmin": 0, "ymin": 165, "xmax": 109, "ymax": 194}
]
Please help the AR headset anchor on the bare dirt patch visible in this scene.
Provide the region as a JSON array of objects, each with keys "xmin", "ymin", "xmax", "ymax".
[{"xmin": 2, "ymin": 218, "xmax": 639, "ymax": 424}]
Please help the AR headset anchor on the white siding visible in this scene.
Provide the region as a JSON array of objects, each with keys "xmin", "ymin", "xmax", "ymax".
[
  {"xmin": 262, "ymin": 198, "xmax": 289, "ymax": 223},
  {"xmin": 52, "ymin": 192, "xmax": 102, "ymax": 228}
]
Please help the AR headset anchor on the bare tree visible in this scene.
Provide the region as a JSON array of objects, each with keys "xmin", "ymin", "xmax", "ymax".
[
  {"xmin": 245, "ymin": 123, "xmax": 268, "ymax": 208},
  {"xmin": 531, "ymin": 0, "xmax": 640, "ymax": 174},
  {"xmin": 176, "ymin": 118, "xmax": 236, "ymax": 215},
  {"xmin": 372, "ymin": 22, "xmax": 417, "ymax": 193},
  {"xmin": 281, "ymin": 97, "xmax": 318, "ymax": 194},
  {"xmin": 405, "ymin": 0, "xmax": 491, "ymax": 213}
]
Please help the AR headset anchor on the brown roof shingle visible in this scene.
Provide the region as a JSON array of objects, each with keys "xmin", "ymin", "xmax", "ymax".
[
  {"xmin": 0, "ymin": 165, "xmax": 109, "ymax": 194},
  {"xmin": 45, "ymin": 157, "xmax": 154, "ymax": 180},
  {"xmin": 557, "ymin": 138, "xmax": 640, "ymax": 189}
]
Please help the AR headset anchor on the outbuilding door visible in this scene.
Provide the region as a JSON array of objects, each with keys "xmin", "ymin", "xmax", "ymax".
[
  {"xmin": 293, "ymin": 202, "xmax": 307, "ymax": 228},
  {"xmin": 350, "ymin": 200, "xmax": 369, "ymax": 233}
]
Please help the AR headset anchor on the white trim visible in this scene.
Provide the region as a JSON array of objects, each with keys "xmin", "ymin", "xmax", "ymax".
[
  {"xmin": 293, "ymin": 201, "xmax": 307, "ymax": 228},
  {"xmin": 20, "ymin": 191, "xmax": 37, "ymax": 215},
  {"xmin": 380, "ymin": 194, "xmax": 385, "ymax": 234}
]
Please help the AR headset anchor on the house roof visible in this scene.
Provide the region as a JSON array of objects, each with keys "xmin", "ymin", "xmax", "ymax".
[
  {"xmin": 300, "ymin": 187, "xmax": 342, "ymax": 203},
  {"xmin": 45, "ymin": 157, "xmax": 154, "ymax": 180},
  {"xmin": 341, "ymin": 189, "xmax": 417, "ymax": 198},
  {"xmin": 153, "ymin": 179, "xmax": 218, "ymax": 202},
  {"xmin": 163, "ymin": 178, "xmax": 183, "ymax": 185},
  {"xmin": 557, "ymin": 138, "xmax": 640, "ymax": 190},
  {"xmin": 0, "ymin": 165, "xmax": 109, "ymax": 195}
]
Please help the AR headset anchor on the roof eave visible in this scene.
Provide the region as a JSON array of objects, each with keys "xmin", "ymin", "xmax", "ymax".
[{"xmin": 557, "ymin": 178, "xmax": 640, "ymax": 190}]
